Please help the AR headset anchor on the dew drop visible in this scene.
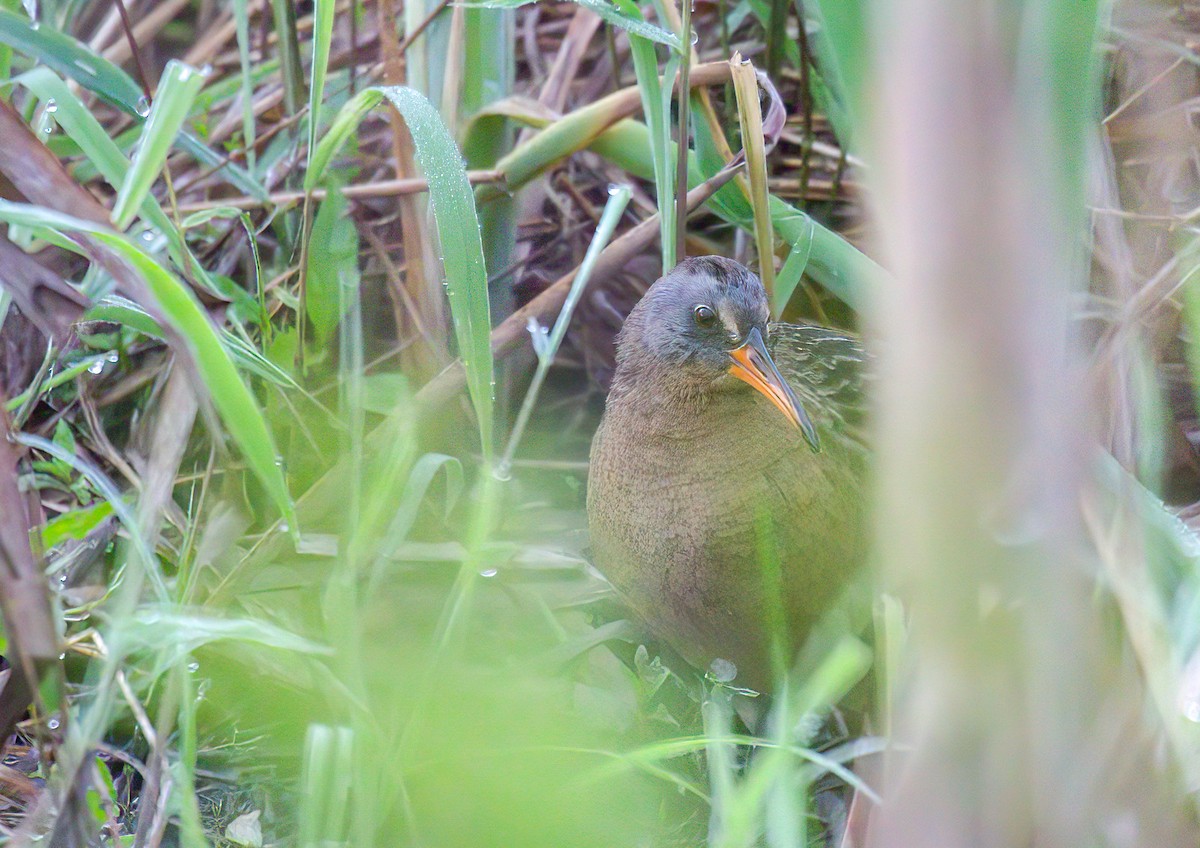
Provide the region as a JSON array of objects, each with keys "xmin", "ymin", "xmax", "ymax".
[
  {"xmin": 708, "ymin": 658, "xmax": 737, "ymax": 683},
  {"xmin": 187, "ymin": 661, "xmax": 200, "ymax": 673},
  {"xmin": 106, "ymin": 353, "xmax": 119, "ymax": 363},
  {"xmin": 44, "ymin": 99, "xmax": 57, "ymax": 114},
  {"xmin": 87, "ymin": 360, "xmax": 104, "ymax": 375},
  {"xmin": 135, "ymin": 95, "xmax": 151, "ymax": 117},
  {"xmin": 199, "ymin": 64, "xmax": 214, "ymax": 77},
  {"xmin": 480, "ymin": 567, "xmax": 497, "ymax": 578},
  {"xmin": 47, "ymin": 717, "xmax": 59, "ymax": 730}
]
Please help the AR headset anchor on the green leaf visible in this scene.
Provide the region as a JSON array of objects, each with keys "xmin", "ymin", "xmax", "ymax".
[
  {"xmin": 40, "ymin": 499, "xmax": 115, "ymax": 549},
  {"xmin": 305, "ymin": 188, "xmax": 360, "ymax": 343}
]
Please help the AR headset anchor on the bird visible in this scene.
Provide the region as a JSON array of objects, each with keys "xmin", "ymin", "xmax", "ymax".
[{"xmin": 587, "ymin": 256, "xmax": 868, "ymax": 693}]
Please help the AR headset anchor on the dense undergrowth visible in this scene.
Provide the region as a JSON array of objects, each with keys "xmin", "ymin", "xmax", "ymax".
[{"xmin": 2, "ymin": 0, "xmax": 1200, "ymax": 845}]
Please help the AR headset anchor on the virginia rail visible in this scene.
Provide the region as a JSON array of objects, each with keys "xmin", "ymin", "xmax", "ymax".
[{"xmin": 587, "ymin": 256, "xmax": 867, "ymax": 692}]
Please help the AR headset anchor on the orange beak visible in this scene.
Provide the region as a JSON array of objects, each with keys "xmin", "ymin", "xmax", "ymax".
[{"xmin": 728, "ymin": 327, "xmax": 820, "ymax": 451}]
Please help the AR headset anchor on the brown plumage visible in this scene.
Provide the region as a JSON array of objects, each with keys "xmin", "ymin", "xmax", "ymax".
[{"xmin": 587, "ymin": 256, "xmax": 867, "ymax": 692}]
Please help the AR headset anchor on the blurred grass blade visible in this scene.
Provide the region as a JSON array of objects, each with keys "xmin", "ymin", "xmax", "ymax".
[
  {"xmin": 231, "ymin": 0, "xmax": 257, "ymax": 170},
  {"xmin": 372, "ymin": 452, "xmax": 464, "ymax": 585},
  {"xmin": 613, "ymin": 0, "xmax": 676, "ymax": 269},
  {"xmin": 801, "ymin": 0, "xmax": 867, "ymax": 146},
  {"xmin": 730, "ymin": 54, "xmax": 775, "ymax": 298},
  {"xmin": 0, "ymin": 202, "xmax": 296, "ymax": 530},
  {"xmin": 120, "ymin": 606, "xmax": 332, "ymax": 677},
  {"xmin": 300, "ymin": 724, "xmax": 355, "ymax": 847},
  {"xmin": 311, "ymin": 86, "xmax": 495, "ymax": 458},
  {"xmin": 308, "ymin": 0, "xmax": 335, "ymax": 156},
  {"xmin": 497, "ymin": 185, "xmax": 631, "ymax": 476},
  {"xmin": 112, "ymin": 60, "xmax": 208, "ymax": 230}
]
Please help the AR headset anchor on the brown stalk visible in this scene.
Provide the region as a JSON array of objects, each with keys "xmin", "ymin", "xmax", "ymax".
[
  {"xmin": 378, "ymin": 0, "xmax": 447, "ymax": 379},
  {"xmin": 0, "ymin": 405, "xmax": 62, "ymax": 744},
  {"xmin": 175, "ymin": 170, "xmax": 506, "ymax": 212},
  {"xmin": 112, "ymin": 0, "xmax": 154, "ymax": 102}
]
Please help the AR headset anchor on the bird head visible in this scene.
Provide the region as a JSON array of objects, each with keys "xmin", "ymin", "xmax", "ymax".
[{"xmin": 615, "ymin": 256, "xmax": 820, "ymax": 451}]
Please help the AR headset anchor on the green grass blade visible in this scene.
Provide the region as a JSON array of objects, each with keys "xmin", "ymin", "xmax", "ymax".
[
  {"xmin": 112, "ymin": 60, "xmax": 208, "ymax": 230},
  {"xmin": 312, "ymin": 86, "xmax": 495, "ymax": 459},
  {"xmin": 612, "ymin": 0, "xmax": 676, "ymax": 269},
  {"xmin": 305, "ymin": 88, "xmax": 383, "ymax": 190},
  {"xmin": 0, "ymin": 202, "xmax": 296, "ymax": 529},
  {"xmin": 305, "ymin": 187, "xmax": 360, "ymax": 343},
  {"xmin": 308, "ymin": 0, "xmax": 335, "ymax": 157},
  {"xmin": 497, "ymin": 185, "xmax": 631, "ymax": 476}
]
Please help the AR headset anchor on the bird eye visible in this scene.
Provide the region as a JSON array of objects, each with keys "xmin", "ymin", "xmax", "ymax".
[{"xmin": 693, "ymin": 304, "xmax": 717, "ymax": 327}]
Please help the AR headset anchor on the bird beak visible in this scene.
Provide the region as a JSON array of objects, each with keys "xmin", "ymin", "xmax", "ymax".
[{"xmin": 728, "ymin": 327, "xmax": 820, "ymax": 451}]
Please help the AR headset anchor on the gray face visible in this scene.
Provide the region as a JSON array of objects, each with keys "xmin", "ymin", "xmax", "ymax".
[{"xmin": 632, "ymin": 256, "xmax": 771, "ymax": 376}]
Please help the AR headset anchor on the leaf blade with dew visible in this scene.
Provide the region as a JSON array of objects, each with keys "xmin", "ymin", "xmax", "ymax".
[
  {"xmin": 497, "ymin": 185, "xmax": 631, "ymax": 475},
  {"xmin": 18, "ymin": 67, "xmax": 222, "ymax": 286},
  {"xmin": 309, "ymin": 84, "xmax": 497, "ymax": 452},
  {"xmin": 730, "ymin": 54, "xmax": 776, "ymax": 299},
  {"xmin": 112, "ymin": 60, "xmax": 208, "ymax": 231},
  {"xmin": 0, "ymin": 6, "xmax": 143, "ymax": 112},
  {"xmin": 376, "ymin": 85, "xmax": 495, "ymax": 458},
  {"xmin": 0, "ymin": 202, "xmax": 296, "ymax": 530}
]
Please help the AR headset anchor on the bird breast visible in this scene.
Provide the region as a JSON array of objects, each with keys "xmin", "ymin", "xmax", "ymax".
[{"xmin": 587, "ymin": 383, "xmax": 866, "ymax": 689}]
